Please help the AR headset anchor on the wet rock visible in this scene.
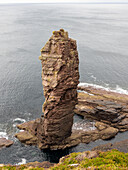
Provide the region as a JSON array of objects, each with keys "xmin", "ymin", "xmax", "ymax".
[
  {"xmin": 15, "ymin": 131, "xmax": 38, "ymax": 144},
  {"xmin": 95, "ymin": 121, "xmax": 108, "ymax": 131},
  {"xmin": 99, "ymin": 127, "xmax": 118, "ymax": 140},
  {"xmin": 0, "ymin": 138, "xmax": 13, "ymax": 149},
  {"xmin": 15, "ymin": 117, "xmax": 119, "ymax": 149},
  {"xmin": 75, "ymin": 86, "xmax": 128, "ymax": 132},
  {"xmin": 92, "ymin": 139, "xmax": 128, "ymax": 153}
]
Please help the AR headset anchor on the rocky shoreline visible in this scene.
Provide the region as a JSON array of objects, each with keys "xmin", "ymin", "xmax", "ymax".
[
  {"xmin": 0, "ymin": 140, "xmax": 128, "ymax": 169},
  {"xmin": 0, "ymin": 138, "xmax": 13, "ymax": 149},
  {"xmin": 0, "ymin": 85, "xmax": 128, "ymax": 151},
  {"xmin": 75, "ymin": 85, "xmax": 128, "ymax": 132},
  {"xmin": 0, "ymin": 29, "xmax": 127, "ymax": 168},
  {"xmin": 14, "ymin": 85, "xmax": 128, "ymax": 150},
  {"xmin": 92, "ymin": 139, "xmax": 128, "ymax": 153}
]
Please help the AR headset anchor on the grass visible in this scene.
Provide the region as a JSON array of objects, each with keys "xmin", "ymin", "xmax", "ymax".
[
  {"xmin": 52, "ymin": 150, "xmax": 128, "ymax": 170},
  {"xmin": 0, "ymin": 150, "xmax": 128, "ymax": 170}
]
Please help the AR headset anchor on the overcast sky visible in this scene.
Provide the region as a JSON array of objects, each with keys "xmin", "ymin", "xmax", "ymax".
[{"xmin": 0, "ymin": 0, "xmax": 128, "ymax": 3}]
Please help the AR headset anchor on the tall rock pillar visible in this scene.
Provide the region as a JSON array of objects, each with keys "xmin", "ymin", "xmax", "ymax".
[{"xmin": 39, "ymin": 29, "xmax": 79, "ymax": 144}]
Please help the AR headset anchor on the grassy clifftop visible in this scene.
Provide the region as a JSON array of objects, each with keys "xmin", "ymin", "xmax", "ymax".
[
  {"xmin": 52, "ymin": 149, "xmax": 128, "ymax": 170},
  {"xmin": 1, "ymin": 149, "xmax": 128, "ymax": 170}
]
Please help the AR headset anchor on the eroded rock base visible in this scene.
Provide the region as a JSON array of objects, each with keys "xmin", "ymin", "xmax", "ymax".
[
  {"xmin": 15, "ymin": 86, "xmax": 128, "ymax": 150},
  {"xmin": 0, "ymin": 138, "xmax": 13, "ymax": 149},
  {"xmin": 15, "ymin": 117, "xmax": 118, "ymax": 150}
]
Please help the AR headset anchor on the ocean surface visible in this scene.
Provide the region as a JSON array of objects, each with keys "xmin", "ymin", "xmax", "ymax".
[{"xmin": 0, "ymin": 3, "xmax": 128, "ymax": 164}]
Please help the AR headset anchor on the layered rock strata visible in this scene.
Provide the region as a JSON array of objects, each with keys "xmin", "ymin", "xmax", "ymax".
[
  {"xmin": 15, "ymin": 30, "xmax": 128, "ymax": 150},
  {"xmin": 75, "ymin": 85, "xmax": 128, "ymax": 132},
  {"xmin": 15, "ymin": 29, "xmax": 79, "ymax": 149},
  {"xmin": 0, "ymin": 138, "xmax": 13, "ymax": 149},
  {"xmin": 15, "ymin": 118, "xmax": 118, "ymax": 150},
  {"xmin": 16, "ymin": 85, "xmax": 128, "ymax": 149},
  {"xmin": 92, "ymin": 139, "xmax": 128, "ymax": 153},
  {"xmin": 39, "ymin": 29, "xmax": 79, "ymax": 144}
]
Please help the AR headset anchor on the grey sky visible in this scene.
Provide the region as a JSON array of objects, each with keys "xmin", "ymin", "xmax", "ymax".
[{"xmin": 0, "ymin": 0, "xmax": 128, "ymax": 3}]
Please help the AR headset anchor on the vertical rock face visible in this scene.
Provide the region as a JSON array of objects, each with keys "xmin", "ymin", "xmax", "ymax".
[{"xmin": 39, "ymin": 29, "xmax": 79, "ymax": 144}]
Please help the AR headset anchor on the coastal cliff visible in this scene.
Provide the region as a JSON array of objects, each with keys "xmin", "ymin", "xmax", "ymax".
[{"xmin": 1, "ymin": 147, "xmax": 128, "ymax": 169}]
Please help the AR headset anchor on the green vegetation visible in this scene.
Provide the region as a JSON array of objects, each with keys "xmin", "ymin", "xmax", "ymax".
[
  {"xmin": 52, "ymin": 150, "xmax": 128, "ymax": 170},
  {"xmin": 0, "ymin": 150, "xmax": 128, "ymax": 170}
]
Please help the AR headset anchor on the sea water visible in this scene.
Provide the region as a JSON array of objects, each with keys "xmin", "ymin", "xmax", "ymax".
[{"xmin": 0, "ymin": 3, "xmax": 128, "ymax": 164}]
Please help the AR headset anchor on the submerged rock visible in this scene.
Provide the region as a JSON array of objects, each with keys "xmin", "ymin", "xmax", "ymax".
[{"xmin": 0, "ymin": 138, "xmax": 13, "ymax": 149}]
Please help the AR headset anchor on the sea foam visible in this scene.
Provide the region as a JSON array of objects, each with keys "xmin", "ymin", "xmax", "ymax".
[
  {"xmin": 0, "ymin": 132, "xmax": 8, "ymax": 139},
  {"xmin": 72, "ymin": 119, "xmax": 96, "ymax": 131},
  {"xmin": 16, "ymin": 158, "xmax": 27, "ymax": 165},
  {"xmin": 13, "ymin": 118, "xmax": 26, "ymax": 127},
  {"xmin": 78, "ymin": 82, "xmax": 128, "ymax": 95}
]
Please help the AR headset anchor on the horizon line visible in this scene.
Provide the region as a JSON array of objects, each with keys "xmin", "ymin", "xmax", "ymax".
[{"xmin": 0, "ymin": 2, "xmax": 128, "ymax": 4}]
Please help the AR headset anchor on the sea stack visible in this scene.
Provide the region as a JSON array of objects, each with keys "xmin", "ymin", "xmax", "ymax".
[
  {"xmin": 15, "ymin": 29, "xmax": 80, "ymax": 149},
  {"xmin": 39, "ymin": 29, "xmax": 79, "ymax": 144}
]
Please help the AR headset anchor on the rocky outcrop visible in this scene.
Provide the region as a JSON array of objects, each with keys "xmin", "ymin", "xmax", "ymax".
[
  {"xmin": 16, "ymin": 83, "xmax": 128, "ymax": 149},
  {"xmin": 59, "ymin": 150, "xmax": 100, "ymax": 164},
  {"xmin": 92, "ymin": 139, "xmax": 128, "ymax": 153},
  {"xmin": 75, "ymin": 85, "xmax": 128, "ymax": 132},
  {"xmin": 0, "ymin": 138, "xmax": 13, "ymax": 149},
  {"xmin": 1, "ymin": 149, "xmax": 127, "ymax": 169},
  {"xmin": 39, "ymin": 29, "xmax": 79, "ymax": 144},
  {"xmin": 15, "ymin": 119, "xmax": 118, "ymax": 150},
  {"xmin": 16, "ymin": 29, "xmax": 79, "ymax": 149}
]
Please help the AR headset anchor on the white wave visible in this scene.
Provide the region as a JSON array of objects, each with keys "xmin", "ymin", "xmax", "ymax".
[
  {"xmin": 72, "ymin": 120, "xmax": 96, "ymax": 131},
  {"xmin": 13, "ymin": 118, "xmax": 26, "ymax": 123},
  {"xmin": 23, "ymin": 112, "xmax": 32, "ymax": 116},
  {"xmin": 114, "ymin": 85, "xmax": 128, "ymax": 95},
  {"xmin": 78, "ymin": 82, "xmax": 128, "ymax": 95},
  {"xmin": 13, "ymin": 118, "xmax": 26, "ymax": 127},
  {"xmin": 77, "ymin": 90, "xmax": 94, "ymax": 96},
  {"xmin": 16, "ymin": 158, "xmax": 26, "ymax": 165},
  {"xmin": 0, "ymin": 132, "xmax": 8, "ymax": 139}
]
